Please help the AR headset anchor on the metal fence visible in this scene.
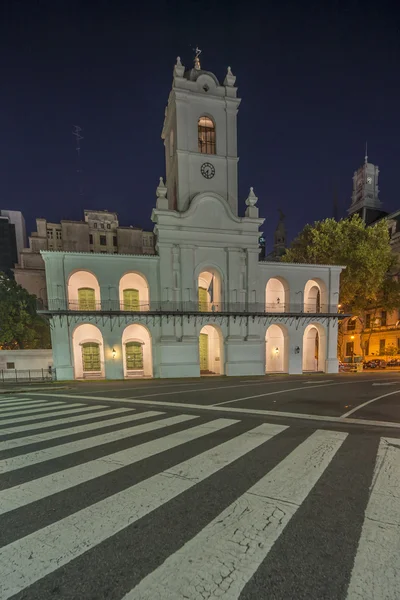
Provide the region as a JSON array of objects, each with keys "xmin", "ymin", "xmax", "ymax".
[
  {"xmin": 0, "ymin": 369, "xmax": 54, "ymax": 383},
  {"xmin": 37, "ymin": 298, "xmax": 340, "ymax": 315}
]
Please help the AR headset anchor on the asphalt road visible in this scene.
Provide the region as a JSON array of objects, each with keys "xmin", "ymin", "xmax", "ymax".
[{"xmin": 0, "ymin": 373, "xmax": 399, "ymax": 599}]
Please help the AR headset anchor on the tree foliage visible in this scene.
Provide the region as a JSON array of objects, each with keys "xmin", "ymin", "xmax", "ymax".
[
  {"xmin": 0, "ymin": 273, "xmax": 51, "ymax": 350},
  {"xmin": 283, "ymin": 215, "xmax": 400, "ymax": 357},
  {"xmin": 282, "ymin": 215, "xmax": 400, "ymax": 314}
]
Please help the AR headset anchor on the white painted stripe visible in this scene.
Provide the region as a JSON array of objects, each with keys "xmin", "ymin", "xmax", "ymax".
[
  {"xmin": 0, "ymin": 402, "xmax": 86, "ymax": 427},
  {"xmin": 341, "ymin": 389, "xmax": 400, "ymax": 417},
  {"xmin": 0, "ymin": 401, "xmax": 66, "ymax": 416},
  {"xmin": 346, "ymin": 437, "xmax": 400, "ymax": 600},
  {"xmin": 0, "ymin": 405, "xmax": 106, "ymax": 427},
  {"xmin": 0, "ymin": 422, "xmax": 286, "ymax": 598},
  {"xmin": 125, "ymin": 429, "xmax": 347, "ymax": 600},
  {"xmin": 0, "ymin": 411, "xmax": 143, "ymax": 451},
  {"xmin": 24, "ymin": 392, "xmax": 400, "ymax": 430},
  {"xmin": 0, "ymin": 398, "xmax": 43, "ymax": 406},
  {"xmin": 213, "ymin": 382, "xmax": 348, "ymax": 406},
  {"xmin": 0, "ymin": 413, "xmax": 192, "ymax": 474},
  {"xmin": 0, "ymin": 417, "xmax": 244, "ymax": 515},
  {"xmin": 0, "ymin": 407, "xmax": 131, "ymax": 435}
]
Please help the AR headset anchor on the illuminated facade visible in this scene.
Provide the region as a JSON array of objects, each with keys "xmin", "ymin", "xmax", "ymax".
[{"xmin": 40, "ymin": 56, "xmax": 343, "ymax": 380}]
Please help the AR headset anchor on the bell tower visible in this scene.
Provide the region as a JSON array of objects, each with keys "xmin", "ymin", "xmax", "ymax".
[
  {"xmin": 348, "ymin": 147, "xmax": 383, "ymax": 224},
  {"xmin": 161, "ymin": 52, "xmax": 241, "ymax": 215}
]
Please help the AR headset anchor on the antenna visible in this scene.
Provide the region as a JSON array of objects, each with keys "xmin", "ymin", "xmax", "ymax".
[
  {"xmin": 365, "ymin": 141, "xmax": 368, "ymax": 164},
  {"xmin": 72, "ymin": 125, "xmax": 84, "ymax": 197}
]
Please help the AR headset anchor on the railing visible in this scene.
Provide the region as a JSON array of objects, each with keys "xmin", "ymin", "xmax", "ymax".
[
  {"xmin": 0, "ymin": 369, "xmax": 54, "ymax": 383},
  {"xmin": 37, "ymin": 298, "xmax": 340, "ymax": 315}
]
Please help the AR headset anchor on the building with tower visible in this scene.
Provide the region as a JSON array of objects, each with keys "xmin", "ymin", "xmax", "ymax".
[
  {"xmin": 348, "ymin": 149, "xmax": 386, "ymax": 225},
  {"xmin": 39, "ymin": 55, "xmax": 343, "ymax": 380}
]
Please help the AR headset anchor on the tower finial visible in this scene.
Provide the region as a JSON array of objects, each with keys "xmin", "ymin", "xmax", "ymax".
[
  {"xmin": 365, "ymin": 141, "xmax": 368, "ymax": 164},
  {"xmin": 194, "ymin": 46, "xmax": 202, "ymax": 70}
]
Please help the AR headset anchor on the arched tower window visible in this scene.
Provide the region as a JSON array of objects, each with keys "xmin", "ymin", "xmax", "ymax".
[{"xmin": 198, "ymin": 116, "xmax": 216, "ymax": 155}]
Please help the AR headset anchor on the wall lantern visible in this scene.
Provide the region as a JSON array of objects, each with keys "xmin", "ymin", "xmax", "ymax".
[
  {"xmin": 350, "ymin": 335, "xmax": 355, "ymax": 340},
  {"xmin": 112, "ymin": 347, "xmax": 116, "ymax": 359},
  {"xmin": 294, "ymin": 346, "xmax": 300, "ymax": 354},
  {"xmin": 274, "ymin": 347, "xmax": 279, "ymax": 354}
]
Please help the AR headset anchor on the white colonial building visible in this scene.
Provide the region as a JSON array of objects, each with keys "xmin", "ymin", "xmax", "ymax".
[{"xmin": 39, "ymin": 55, "xmax": 344, "ymax": 381}]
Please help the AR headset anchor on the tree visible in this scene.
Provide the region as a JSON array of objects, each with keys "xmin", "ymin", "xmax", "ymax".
[
  {"xmin": 0, "ymin": 273, "xmax": 51, "ymax": 350},
  {"xmin": 282, "ymin": 215, "xmax": 400, "ymax": 357}
]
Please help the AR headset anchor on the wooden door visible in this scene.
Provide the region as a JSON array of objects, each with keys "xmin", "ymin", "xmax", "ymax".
[
  {"xmin": 82, "ymin": 343, "xmax": 101, "ymax": 372},
  {"xmin": 199, "ymin": 333, "xmax": 208, "ymax": 371}
]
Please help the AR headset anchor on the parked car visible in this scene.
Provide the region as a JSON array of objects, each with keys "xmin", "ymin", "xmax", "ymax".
[{"xmin": 387, "ymin": 358, "xmax": 400, "ymax": 367}]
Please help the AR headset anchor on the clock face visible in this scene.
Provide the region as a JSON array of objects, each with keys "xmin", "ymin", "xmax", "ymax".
[
  {"xmin": 366, "ymin": 176, "xmax": 372, "ymax": 184},
  {"xmin": 200, "ymin": 162, "xmax": 215, "ymax": 179}
]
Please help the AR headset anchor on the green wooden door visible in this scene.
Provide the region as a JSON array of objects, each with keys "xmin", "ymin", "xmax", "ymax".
[
  {"xmin": 78, "ymin": 288, "xmax": 96, "ymax": 310},
  {"xmin": 198, "ymin": 287, "xmax": 208, "ymax": 311},
  {"xmin": 123, "ymin": 289, "xmax": 140, "ymax": 311},
  {"xmin": 126, "ymin": 342, "xmax": 144, "ymax": 370},
  {"xmin": 199, "ymin": 333, "xmax": 208, "ymax": 371},
  {"xmin": 82, "ymin": 343, "xmax": 101, "ymax": 372}
]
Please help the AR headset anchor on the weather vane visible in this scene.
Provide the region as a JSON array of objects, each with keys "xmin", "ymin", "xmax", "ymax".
[{"xmin": 194, "ymin": 46, "xmax": 202, "ymax": 70}]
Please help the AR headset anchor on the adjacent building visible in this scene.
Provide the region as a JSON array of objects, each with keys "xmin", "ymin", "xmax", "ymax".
[
  {"xmin": 39, "ymin": 55, "xmax": 343, "ymax": 380},
  {"xmin": 14, "ymin": 209, "xmax": 155, "ymax": 300},
  {"xmin": 0, "ymin": 213, "xmax": 18, "ymax": 278},
  {"xmin": 341, "ymin": 154, "xmax": 400, "ymax": 361}
]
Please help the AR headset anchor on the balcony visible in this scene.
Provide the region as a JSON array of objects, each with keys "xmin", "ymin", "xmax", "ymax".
[{"xmin": 37, "ymin": 298, "xmax": 342, "ymax": 317}]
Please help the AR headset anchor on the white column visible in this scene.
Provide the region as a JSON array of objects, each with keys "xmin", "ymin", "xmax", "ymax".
[{"xmin": 325, "ymin": 319, "xmax": 339, "ymax": 373}]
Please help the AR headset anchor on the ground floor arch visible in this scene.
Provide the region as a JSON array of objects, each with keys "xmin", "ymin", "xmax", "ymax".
[
  {"xmin": 302, "ymin": 323, "xmax": 327, "ymax": 372},
  {"xmin": 199, "ymin": 324, "xmax": 224, "ymax": 375},
  {"xmin": 72, "ymin": 323, "xmax": 105, "ymax": 379},
  {"xmin": 122, "ymin": 323, "xmax": 153, "ymax": 378},
  {"xmin": 265, "ymin": 324, "xmax": 288, "ymax": 372}
]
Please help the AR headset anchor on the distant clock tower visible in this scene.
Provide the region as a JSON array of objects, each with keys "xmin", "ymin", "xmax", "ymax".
[
  {"xmin": 348, "ymin": 149, "xmax": 383, "ymax": 224},
  {"xmin": 161, "ymin": 53, "xmax": 241, "ymax": 215}
]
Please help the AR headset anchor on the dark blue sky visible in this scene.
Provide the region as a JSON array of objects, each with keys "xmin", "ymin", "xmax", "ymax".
[{"xmin": 1, "ymin": 0, "xmax": 399, "ymax": 252}]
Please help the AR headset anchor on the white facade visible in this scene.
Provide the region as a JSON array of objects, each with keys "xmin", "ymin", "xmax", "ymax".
[
  {"xmin": 0, "ymin": 350, "xmax": 53, "ymax": 375},
  {"xmin": 40, "ymin": 56, "xmax": 343, "ymax": 381}
]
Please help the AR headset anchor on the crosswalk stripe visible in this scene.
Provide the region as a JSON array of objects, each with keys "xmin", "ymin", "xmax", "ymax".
[
  {"xmin": 0, "ymin": 398, "xmax": 49, "ymax": 408},
  {"xmin": 0, "ymin": 404, "xmax": 94, "ymax": 427},
  {"xmin": 0, "ymin": 417, "xmax": 241, "ymax": 515},
  {"xmin": 0, "ymin": 403, "xmax": 83, "ymax": 421},
  {"xmin": 0, "ymin": 406, "xmax": 132, "ymax": 436},
  {"xmin": 345, "ymin": 436, "xmax": 400, "ymax": 600},
  {"xmin": 0, "ymin": 410, "xmax": 143, "ymax": 451},
  {"xmin": 0, "ymin": 421, "xmax": 284, "ymax": 598},
  {"xmin": 123, "ymin": 429, "xmax": 347, "ymax": 599},
  {"xmin": 0, "ymin": 413, "xmax": 194, "ymax": 474},
  {"xmin": 0, "ymin": 401, "xmax": 66, "ymax": 416}
]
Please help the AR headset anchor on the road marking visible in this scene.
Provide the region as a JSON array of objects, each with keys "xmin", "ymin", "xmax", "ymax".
[
  {"xmin": 372, "ymin": 382, "xmax": 397, "ymax": 386},
  {"xmin": 0, "ymin": 412, "xmax": 192, "ymax": 474},
  {"xmin": 304, "ymin": 380, "xmax": 333, "ymax": 384},
  {"xmin": 0, "ymin": 405, "xmax": 108, "ymax": 428},
  {"xmin": 0, "ymin": 404, "xmax": 94, "ymax": 427},
  {"xmin": 0, "ymin": 418, "xmax": 241, "ymax": 516},
  {"xmin": 124, "ymin": 429, "xmax": 346, "ymax": 599},
  {"xmin": 0, "ymin": 401, "xmax": 67, "ymax": 416},
  {"xmin": 341, "ymin": 389, "xmax": 400, "ymax": 417},
  {"xmin": 0, "ymin": 406, "xmax": 131, "ymax": 435},
  {"xmin": 24, "ymin": 392, "xmax": 400, "ymax": 430},
  {"xmin": 0, "ymin": 410, "xmax": 143, "ymax": 451},
  {"xmin": 346, "ymin": 437, "xmax": 400, "ymax": 599},
  {"xmin": 213, "ymin": 381, "xmax": 352, "ymax": 407},
  {"xmin": 0, "ymin": 422, "xmax": 285, "ymax": 599}
]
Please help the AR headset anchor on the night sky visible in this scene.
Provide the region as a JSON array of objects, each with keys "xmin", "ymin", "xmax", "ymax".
[{"xmin": 1, "ymin": 0, "xmax": 399, "ymax": 252}]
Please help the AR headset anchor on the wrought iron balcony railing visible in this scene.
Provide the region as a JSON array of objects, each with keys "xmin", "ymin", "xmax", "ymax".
[{"xmin": 37, "ymin": 298, "xmax": 341, "ymax": 315}]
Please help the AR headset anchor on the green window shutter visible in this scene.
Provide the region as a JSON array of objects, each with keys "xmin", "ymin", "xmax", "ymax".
[
  {"xmin": 199, "ymin": 333, "xmax": 208, "ymax": 371},
  {"xmin": 82, "ymin": 342, "xmax": 101, "ymax": 372},
  {"xmin": 126, "ymin": 342, "xmax": 143, "ymax": 370},
  {"xmin": 198, "ymin": 287, "xmax": 208, "ymax": 311},
  {"xmin": 123, "ymin": 289, "xmax": 140, "ymax": 311},
  {"xmin": 78, "ymin": 288, "xmax": 96, "ymax": 310}
]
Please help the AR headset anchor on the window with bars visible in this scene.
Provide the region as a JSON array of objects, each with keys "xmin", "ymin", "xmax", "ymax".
[
  {"xmin": 198, "ymin": 116, "xmax": 216, "ymax": 155},
  {"xmin": 125, "ymin": 342, "xmax": 143, "ymax": 370}
]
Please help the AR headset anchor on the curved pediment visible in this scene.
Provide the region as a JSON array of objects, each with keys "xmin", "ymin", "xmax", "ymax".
[{"xmin": 181, "ymin": 192, "xmax": 241, "ymax": 228}]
